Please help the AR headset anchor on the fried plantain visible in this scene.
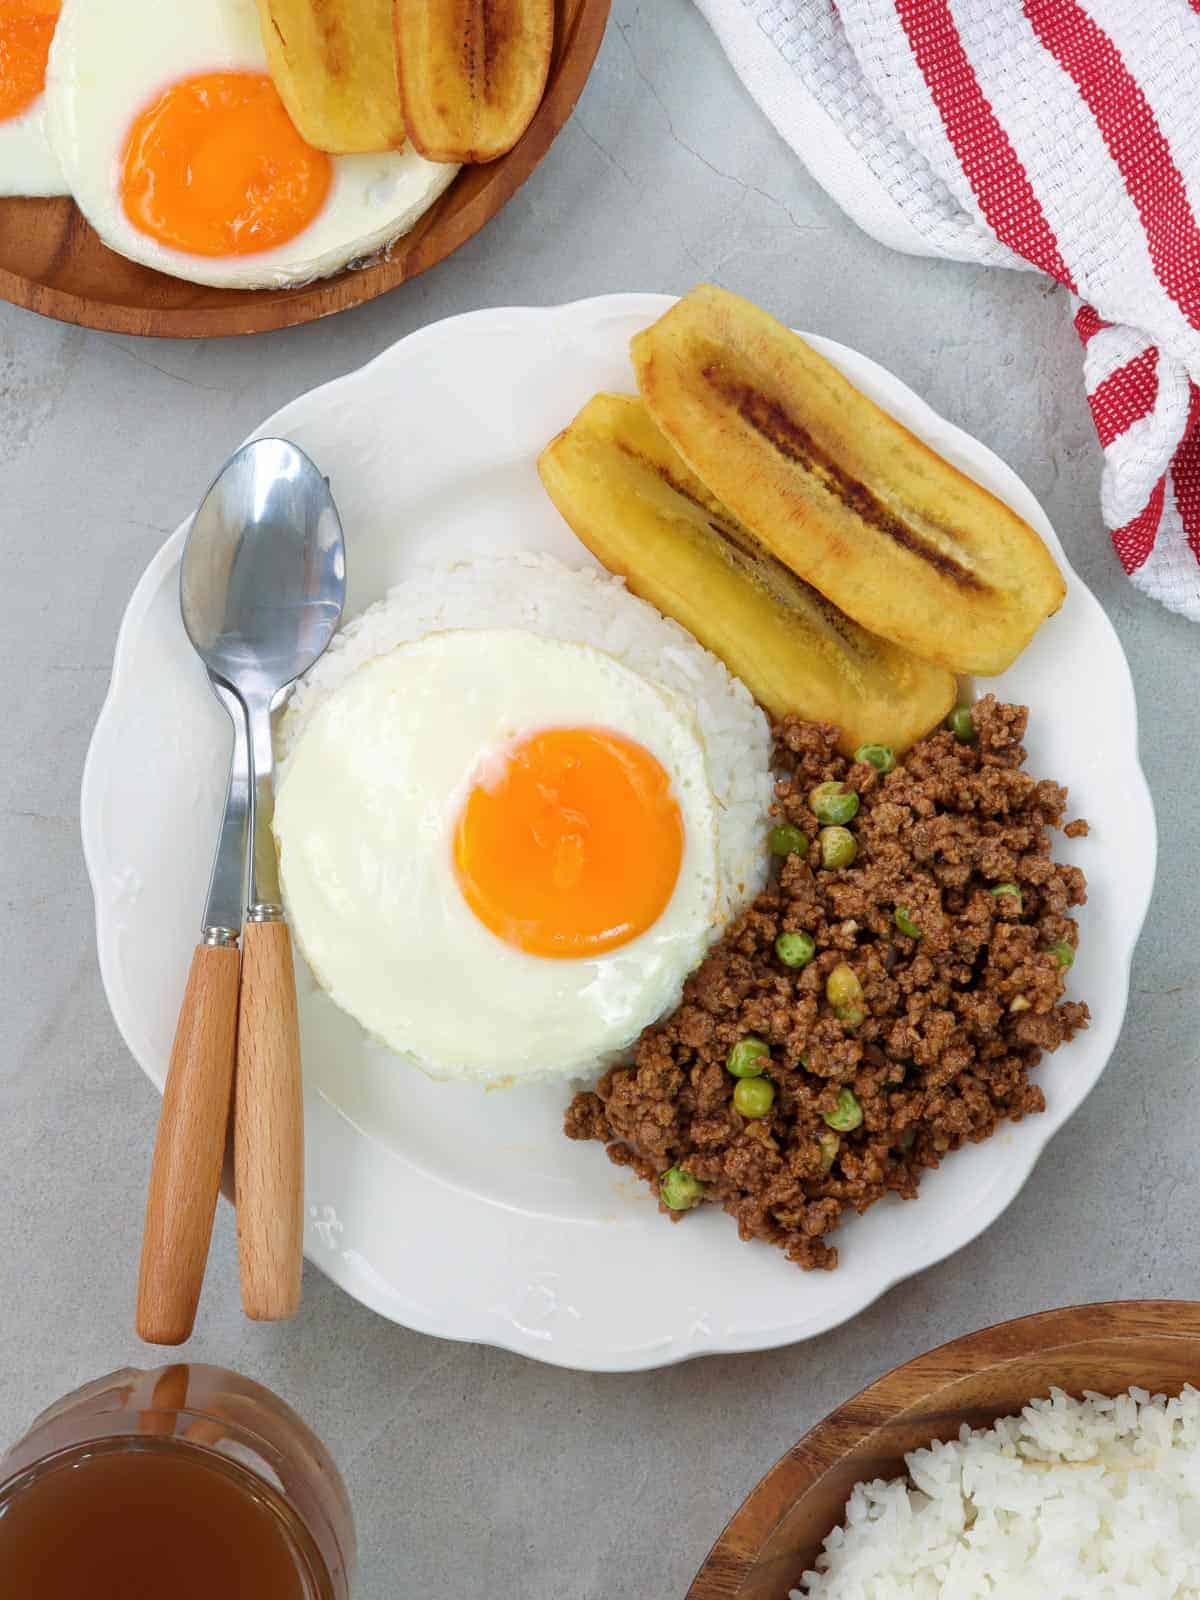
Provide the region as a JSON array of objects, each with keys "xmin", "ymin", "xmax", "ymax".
[
  {"xmin": 538, "ymin": 393, "xmax": 957, "ymax": 753},
  {"xmin": 257, "ymin": 0, "xmax": 406, "ymax": 153},
  {"xmin": 631, "ymin": 286, "xmax": 1066, "ymax": 675},
  {"xmin": 394, "ymin": 0, "xmax": 553, "ymax": 164}
]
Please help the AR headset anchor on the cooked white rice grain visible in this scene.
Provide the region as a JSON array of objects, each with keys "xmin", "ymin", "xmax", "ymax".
[{"xmin": 796, "ymin": 1385, "xmax": 1200, "ymax": 1599}]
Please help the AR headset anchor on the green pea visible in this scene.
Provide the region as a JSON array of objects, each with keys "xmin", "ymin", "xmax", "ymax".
[
  {"xmin": 817, "ymin": 1130, "xmax": 840, "ymax": 1171},
  {"xmin": 819, "ymin": 826, "xmax": 857, "ymax": 869},
  {"xmin": 894, "ymin": 906, "xmax": 922, "ymax": 939},
  {"xmin": 727, "ymin": 1036, "xmax": 770, "ymax": 1078},
  {"xmin": 947, "ymin": 706, "xmax": 976, "ymax": 742},
  {"xmin": 854, "ymin": 743, "xmax": 896, "ymax": 775},
  {"xmin": 733, "ymin": 1076, "xmax": 775, "ymax": 1119},
  {"xmin": 1049, "ymin": 940, "xmax": 1075, "ymax": 969},
  {"xmin": 826, "ymin": 963, "xmax": 864, "ymax": 1011},
  {"xmin": 775, "ymin": 930, "xmax": 816, "ymax": 969},
  {"xmin": 823, "ymin": 1087, "xmax": 863, "ymax": 1133},
  {"xmin": 769, "ymin": 823, "xmax": 808, "ymax": 857},
  {"xmin": 826, "ymin": 966, "xmax": 866, "ymax": 1028},
  {"xmin": 990, "ymin": 883, "xmax": 1024, "ymax": 913},
  {"xmin": 659, "ymin": 1167, "xmax": 704, "ymax": 1210},
  {"xmin": 809, "ymin": 780, "xmax": 860, "ymax": 825}
]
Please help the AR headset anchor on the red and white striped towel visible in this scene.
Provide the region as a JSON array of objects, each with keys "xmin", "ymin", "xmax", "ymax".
[{"xmin": 695, "ymin": 0, "xmax": 1200, "ymax": 621}]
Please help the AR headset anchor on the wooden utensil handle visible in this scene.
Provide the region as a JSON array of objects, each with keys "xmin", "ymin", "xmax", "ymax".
[
  {"xmin": 136, "ymin": 942, "xmax": 240, "ymax": 1345},
  {"xmin": 235, "ymin": 918, "xmax": 304, "ymax": 1321}
]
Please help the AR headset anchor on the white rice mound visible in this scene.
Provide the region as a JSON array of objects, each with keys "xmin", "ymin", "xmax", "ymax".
[
  {"xmin": 277, "ymin": 550, "xmax": 774, "ymax": 931},
  {"xmin": 796, "ymin": 1386, "xmax": 1200, "ymax": 1599}
]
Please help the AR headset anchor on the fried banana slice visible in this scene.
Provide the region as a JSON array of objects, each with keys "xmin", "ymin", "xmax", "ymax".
[
  {"xmin": 394, "ymin": 0, "xmax": 553, "ymax": 164},
  {"xmin": 257, "ymin": 0, "xmax": 406, "ymax": 153},
  {"xmin": 631, "ymin": 286, "xmax": 1066, "ymax": 676},
  {"xmin": 539, "ymin": 393, "xmax": 957, "ymax": 753}
]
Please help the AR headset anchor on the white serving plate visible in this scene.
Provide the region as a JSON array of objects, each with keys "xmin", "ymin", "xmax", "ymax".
[{"xmin": 81, "ymin": 295, "xmax": 1156, "ymax": 1371}]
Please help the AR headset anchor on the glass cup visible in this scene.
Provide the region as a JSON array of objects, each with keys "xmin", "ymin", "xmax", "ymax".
[{"xmin": 0, "ymin": 1363, "xmax": 355, "ymax": 1599}]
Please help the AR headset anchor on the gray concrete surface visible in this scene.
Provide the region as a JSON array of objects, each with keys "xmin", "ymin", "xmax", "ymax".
[{"xmin": 1, "ymin": 3, "xmax": 1196, "ymax": 1596}]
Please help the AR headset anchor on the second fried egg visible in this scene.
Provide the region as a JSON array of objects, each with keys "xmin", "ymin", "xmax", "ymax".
[
  {"xmin": 43, "ymin": 0, "xmax": 457, "ymax": 288},
  {"xmin": 0, "ymin": 1, "xmax": 67, "ymax": 195}
]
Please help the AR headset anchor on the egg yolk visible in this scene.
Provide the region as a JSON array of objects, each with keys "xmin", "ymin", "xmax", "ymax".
[
  {"xmin": 120, "ymin": 71, "xmax": 331, "ymax": 257},
  {"xmin": 0, "ymin": 1, "xmax": 60, "ymax": 123},
  {"xmin": 454, "ymin": 727, "xmax": 685, "ymax": 960}
]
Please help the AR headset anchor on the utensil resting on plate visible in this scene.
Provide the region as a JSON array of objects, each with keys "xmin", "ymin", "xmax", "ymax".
[{"xmin": 136, "ymin": 439, "xmax": 345, "ymax": 1343}]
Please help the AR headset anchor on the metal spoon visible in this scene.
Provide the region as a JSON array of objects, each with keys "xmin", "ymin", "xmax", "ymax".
[
  {"xmin": 140, "ymin": 439, "xmax": 345, "ymax": 1338},
  {"xmin": 189, "ymin": 438, "xmax": 345, "ymax": 1322},
  {"xmin": 136, "ymin": 678, "xmax": 249, "ymax": 1346}
]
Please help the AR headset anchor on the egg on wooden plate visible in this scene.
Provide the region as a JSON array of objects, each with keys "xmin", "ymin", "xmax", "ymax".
[
  {"xmin": 0, "ymin": 1, "xmax": 67, "ymax": 196},
  {"xmin": 42, "ymin": 0, "xmax": 458, "ymax": 289},
  {"xmin": 274, "ymin": 628, "xmax": 742, "ymax": 1084}
]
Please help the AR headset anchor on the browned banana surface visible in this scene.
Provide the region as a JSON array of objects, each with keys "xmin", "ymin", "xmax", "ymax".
[
  {"xmin": 258, "ymin": 0, "xmax": 407, "ymax": 153},
  {"xmin": 539, "ymin": 393, "xmax": 956, "ymax": 753},
  {"xmin": 395, "ymin": 0, "xmax": 554, "ymax": 164},
  {"xmin": 632, "ymin": 286, "xmax": 1066, "ymax": 675}
]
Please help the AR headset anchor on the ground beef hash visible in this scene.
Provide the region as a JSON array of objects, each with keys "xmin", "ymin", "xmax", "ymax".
[{"xmin": 564, "ymin": 697, "xmax": 1089, "ymax": 1270}]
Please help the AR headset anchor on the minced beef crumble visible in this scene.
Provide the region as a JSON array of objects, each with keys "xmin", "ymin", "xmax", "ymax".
[{"xmin": 564, "ymin": 697, "xmax": 1089, "ymax": 1269}]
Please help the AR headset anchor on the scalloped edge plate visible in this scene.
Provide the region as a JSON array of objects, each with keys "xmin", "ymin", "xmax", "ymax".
[{"xmin": 81, "ymin": 295, "xmax": 1155, "ymax": 1370}]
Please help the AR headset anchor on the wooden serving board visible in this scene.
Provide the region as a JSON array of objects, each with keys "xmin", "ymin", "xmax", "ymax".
[
  {"xmin": 688, "ymin": 1301, "xmax": 1200, "ymax": 1599},
  {"xmin": 0, "ymin": 0, "xmax": 609, "ymax": 338}
]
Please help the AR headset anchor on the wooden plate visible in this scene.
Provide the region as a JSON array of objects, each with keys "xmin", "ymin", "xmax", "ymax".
[
  {"xmin": 688, "ymin": 1301, "xmax": 1200, "ymax": 1598},
  {"xmin": 0, "ymin": 0, "xmax": 610, "ymax": 338}
]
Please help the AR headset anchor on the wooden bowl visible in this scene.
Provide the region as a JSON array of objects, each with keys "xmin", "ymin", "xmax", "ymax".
[
  {"xmin": 688, "ymin": 1301, "xmax": 1200, "ymax": 1599},
  {"xmin": 0, "ymin": 0, "xmax": 610, "ymax": 338}
]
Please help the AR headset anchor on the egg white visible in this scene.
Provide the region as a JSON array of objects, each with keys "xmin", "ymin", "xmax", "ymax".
[
  {"xmin": 274, "ymin": 630, "xmax": 723, "ymax": 1084},
  {"xmin": 0, "ymin": 94, "xmax": 68, "ymax": 197},
  {"xmin": 0, "ymin": 4, "xmax": 68, "ymax": 198},
  {"xmin": 43, "ymin": 0, "xmax": 458, "ymax": 288}
]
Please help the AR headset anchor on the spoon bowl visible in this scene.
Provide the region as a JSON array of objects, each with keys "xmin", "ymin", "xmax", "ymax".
[{"xmin": 182, "ymin": 438, "xmax": 345, "ymax": 701}]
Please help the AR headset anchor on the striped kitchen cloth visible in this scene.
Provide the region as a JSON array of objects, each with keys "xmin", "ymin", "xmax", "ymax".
[{"xmin": 694, "ymin": 0, "xmax": 1200, "ymax": 621}]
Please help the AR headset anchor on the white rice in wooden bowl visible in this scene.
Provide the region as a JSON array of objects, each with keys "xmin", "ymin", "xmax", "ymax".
[{"xmin": 796, "ymin": 1386, "xmax": 1200, "ymax": 1599}]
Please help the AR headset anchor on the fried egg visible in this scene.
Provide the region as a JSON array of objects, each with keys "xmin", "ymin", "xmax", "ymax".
[
  {"xmin": 43, "ymin": 0, "xmax": 458, "ymax": 288},
  {"xmin": 274, "ymin": 630, "xmax": 727, "ymax": 1083},
  {"xmin": 0, "ymin": 1, "xmax": 67, "ymax": 196}
]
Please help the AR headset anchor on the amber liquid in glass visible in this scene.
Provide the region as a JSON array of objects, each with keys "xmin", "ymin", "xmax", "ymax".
[{"xmin": 0, "ymin": 1437, "xmax": 320, "ymax": 1600}]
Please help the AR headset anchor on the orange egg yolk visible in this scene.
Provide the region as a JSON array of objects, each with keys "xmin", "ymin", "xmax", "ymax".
[
  {"xmin": 0, "ymin": 1, "xmax": 60, "ymax": 123},
  {"xmin": 120, "ymin": 71, "xmax": 331, "ymax": 258},
  {"xmin": 454, "ymin": 727, "xmax": 685, "ymax": 960}
]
